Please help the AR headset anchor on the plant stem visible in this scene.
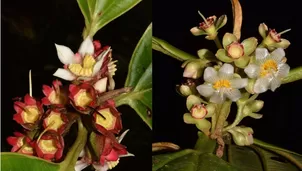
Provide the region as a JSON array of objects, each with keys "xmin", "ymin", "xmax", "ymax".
[
  {"xmin": 59, "ymin": 119, "xmax": 88, "ymax": 171},
  {"xmin": 214, "ymin": 37, "xmax": 223, "ymax": 49}
]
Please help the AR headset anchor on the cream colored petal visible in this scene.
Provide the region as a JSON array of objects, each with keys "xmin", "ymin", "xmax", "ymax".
[
  {"xmin": 117, "ymin": 129, "xmax": 130, "ymax": 143},
  {"xmin": 277, "ymin": 63, "xmax": 290, "ymax": 78},
  {"xmin": 120, "ymin": 152, "xmax": 135, "ymax": 158},
  {"xmin": 225, "ymin": 88, "xmax": 241, "ymax": 101},
  {"xmin": 196, "ymin": 84, "xmax": 215, "ymax": 97},
  {"xmin": 254, "ymin": 77, "xmax": 270, "ymax": 93},
  {"xmin": 97, "ymin": 47, "xmax": 111, "ymax": 61},
  {"xmin": 93, "ymin": 163, "xmax": 109, "ymax": 171},
  {"xmin": 230, "ymin": 78, "xmax": 248, "ymax": 89},
  {"xmin": 244, "ymin": 64, "xmax": 260, "ymax": 78},
  {"xmin": 78, "ymin": 36, "xmax": 94, "ymax": 56},
  {"xmin": 53, "ymin": 68, "xmax": 76, "ymax": 81},
  {"xmin": 94, "ymin": 77, "xmax": 108, "ymax": 93},
  {"xmin": 255, "ymin": 48, "xmax": 269, "ymax": 62},
  {"xmin": 92, "ymin": 60, "xmax": 104, "ymax": 76},
  {"xmin": 271, "ymin": 48, "xmax": 285, "ymax": 62},
  {"xmin": 270, "ymin": 77, "xmax": 281, "ymax": 92},
  {"xmin": 218, "ymin": 63, "xmax": 234, "ymax": 79},
  {"xmin": 75, "ymin": 160, "xmax": 89, "ymax": 171},
  {"xmin": 108, "ymin": 76, "xmax": 115, "ymax": 91},
  {"xmin": 55, "ymin": 44, "xmax": 75, "ymax": 64},
  {"xmin": 209, "ymin": 92, "xmax": 226, "ymax": 104},
  {"xmin": 204, "ymin": 67, "xmax": 218, "ymax": 83}
]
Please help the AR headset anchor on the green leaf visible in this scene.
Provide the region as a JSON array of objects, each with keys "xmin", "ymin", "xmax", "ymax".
[
  {"xmin": 77, "ymin": 0, "xmax": 142, "ymax": 38},
  {"xmin": 152, "ymin": 36, "xmax": 197, "ymax": 61},
  {"xmin": 152, "ymin": 149, "xmax": 240, "ymax": 171},
  {"xmin": 115, "ymin": 24, "xmax": 152, "ymax": 129},
  {"xmin": 1, "ymin": 153, "xmax": 60, "ymax": 171},
  {"xmin": 281, "ymin": 66, "xmax": 302, "ymax": 84},
  {"xmin": 226, "ymin": 140, "xmax": 302, "ymax": 171}
]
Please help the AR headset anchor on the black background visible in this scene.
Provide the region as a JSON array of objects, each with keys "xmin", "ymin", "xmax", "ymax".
[
  {"xmin": 153, "ymin": 0, "xmax": 302, "ymax": 154},
  {"xmin": 1, "ymin": 0, "xmax": 151, "ymax": 170}
]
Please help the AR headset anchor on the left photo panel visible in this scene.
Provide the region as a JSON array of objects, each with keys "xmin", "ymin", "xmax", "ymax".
[{"xmin": 1, "ymin": 0, "xmax": 152, "ymax": 171}]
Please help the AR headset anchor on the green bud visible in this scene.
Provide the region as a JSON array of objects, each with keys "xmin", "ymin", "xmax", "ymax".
[
  {"xmin": 245, "ymin": 79, "xmax": 256, "ymax": 94},
  {"xmin": 179, "ymin": 85, "xmax": 193, "ymax": 96},
  {"xmin": 228, "ymin": 126, "xmax": 254, "ymax": 146},
  {"xmin": 197, "ymin": 49, "xmax": 215, "ymax": 60},
  {"xmin": 186, "ymin": 95, "xmax": 206, "ymax": 111},
  {"xmin": 182, "ymin": 59, "xmax": 207, "ymax": 79},
  {"xmin": 249, "ymin": 100, "xmax": 264, "ymax": 112},
  {"xmin": 258, "ymin": 23, "xmax": 268, "ymax": 39}
]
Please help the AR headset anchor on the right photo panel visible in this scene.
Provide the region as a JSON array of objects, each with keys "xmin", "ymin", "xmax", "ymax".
[{"xmin": 153, "ymin": 0, "xmax": 302, "ymax": 170}]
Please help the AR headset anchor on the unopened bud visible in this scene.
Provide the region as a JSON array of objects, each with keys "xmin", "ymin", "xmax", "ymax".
[
  {"xmin": 228, "ymin": 126, "xmax": 254, "ymax": 146},
  {"xmin": 249, "ymin": 100, "xmax": 264, "ymax": 112},
  {"xmin": 182, "ymin": 59, "xmax": 206, "ymax": 79}
]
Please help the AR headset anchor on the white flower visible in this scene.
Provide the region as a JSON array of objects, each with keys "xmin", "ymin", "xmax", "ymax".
[
  {"xmin": 53, "ymin": 37, "xmax": 111, "ymax": 82},
  {"xmin": 196, "ymin": 64, "xmax": 248, "ymax": 104},
  {"xmin": 244, "ymin": 48, "xmax": 290, "ymax": 93},
  {"xmin": 75, "ymin": 130, "xmax": 134, "ymax": 171}
]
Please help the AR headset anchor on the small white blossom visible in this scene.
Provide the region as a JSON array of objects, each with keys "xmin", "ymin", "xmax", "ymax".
[
  {"xmin": 244, "ymin": 48, "xmax": 290, "ymax": 93},
  {"xmin": 196, "ymin": 63, "xmax": 248, "ymax": 104}
]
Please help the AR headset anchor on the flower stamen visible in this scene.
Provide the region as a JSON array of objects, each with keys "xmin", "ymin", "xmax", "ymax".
[{"xmin": 213, "ymin": 80, "xmax": 231, "ymax": 90}]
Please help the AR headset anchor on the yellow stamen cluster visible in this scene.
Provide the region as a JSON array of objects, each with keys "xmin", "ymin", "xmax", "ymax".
[
  {"xmin": 39, "ymin": 139, "xmax": 57, "ymax": 154},
  {"xmin": 22, "ymin": 106, "xmax": 40, "ymax": 123},
  {"xmin": 44, "ymin": 111, "xmax": 64, "ymax": 131},
  {"xmin": 213, "ymin": 79, "xmax": 231, "ymax": 90},
  {"xmin": 48, "ymin": 91, "xmax": 62, "ymax": 104},
  {"xmin": 68, "ymin": 55, "xmax": 96, "ymax": 77},
  {"xmin": 260, "ymin": 59, "xmax": 278, "ymax": 77},
  {"xmin": 108, "ymin": 159, "xmax": 120, "ymax": 170},
  {"xmin": 96, "ymin": 108, "xmax": 116, "ymax": 130},
  {"xmin": 74, "ymin": 89, "xmax": 92, "ymax": 107}
]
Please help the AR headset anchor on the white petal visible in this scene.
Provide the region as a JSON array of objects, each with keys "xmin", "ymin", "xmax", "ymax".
[
  {"xmin": 94, "ymin": 77, "xmax": 108, "ymax": 93},
  {"xmin": 218, "ymin": 63, "xmax": 234, "ymax": 79},
  {"xmin": 196, "ymin": 84, "xmax": 215, "ymax": 97},
  {"xmin": 225, "ymin": 88, "xmax": 241, "ymax": 101},
  {"xmin": 97, "ymin": 47, "xmax": 111, "ymax": 61},
  {"xmin": 108, "ymin": 76, "xmax": 115, "ymax": 91},
  {"xmin": 230, "ymin": 78, "xmax": 248, "ymax": 89},
  {"xmin": 93, "ymin": 163, "xmax": 109, "ymax": 171},
  {"xmin": 120, "ymin": 152, "xmax": 135, "ymax": 158},
  {"xmin": 271, "ymin": 48, "xmax": 285, "ymax": 62},
  {"xmin": 270, "ymin": 77, "xmax": 281, "ymax": 91},
  {"xmin": 209, "ymin": 92, "xmax": 226, "ymax": 104},
  {"xmin": 55, "ymin": 44, "xmax": 75, "ymax": 64},
  {"xmin": 244, "ymin": 64, "xmax": 260, "ymax": 78},
  {"xmin": 53, "ymin": 68, "xmax": 76, "ymax": 81},
  {"xmin": 78, "ymin": 36, "xmax": 94, "ymax": 56},
  {"xmin": 277, "ymin": 63, "xmax": 290, "ymax": 78},
  {"xmin": 117, "ymin": 129, "xmax": 130, "ymax": 143},
  {"xmin": 79, "ymin": 149, "xmax": 85, "ymax": 158},
  {"xmin": 75, "ymin": 160, "xmax": 89, "ymax": 171},
  {"xmin": 92, "ymin": 59, "xmax": 104, "ymax": 76},
  {"xmin": 204, "ymin": 67, "xmax": 218, "ymax": 83},
  {"xmin": 254, "ymin": 77, "xmax": 270, "ymax": 93},
  {"xmin": 255, "ymin": 48, "xmax": 269, "ymax": 62}
]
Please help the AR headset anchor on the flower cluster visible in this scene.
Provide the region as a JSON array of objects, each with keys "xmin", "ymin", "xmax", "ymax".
[
  {"xmin": 7, "ymin": 38, "xmax": 132, "ymax": 171},
  {"xmin": 181, "ymin": 14, "xmax": 291, "ymax": 148}
]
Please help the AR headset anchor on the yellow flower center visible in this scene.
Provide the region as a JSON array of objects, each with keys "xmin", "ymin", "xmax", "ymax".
[
  {"xmin": 260, "ymin": 59, "xmax": 278, "ymax": 77},
  {"xmin": 44, "ymin": 111, "xmax": 64, "ymax": 131},
  {"xmin": 228, "ymin": 43, "xmax": 244, "ymax": 59},
  {"xmin": 20, "ymin": 144, "xmax": 33, "ymax": 154},
  {"xmin": 39, "ymin": 139, "xmax": 57, "ymax": 154},
  {"xmin": 213, "ymin": 79, "xmax": 231, "ymax": 90},
  {"xmin": 74, "ymin": 89, "xmax": 92, "ymax": 107},
  {"xmin": 22, "ymin": 106, "xmax": 40, "ymax": 123},
  {"xmin": 96, "ymin": 108, "xmax": 116, "ymax": 130},
  {"xmin": 48, "ymin": 91, "xmax": 62, "ymax": 104},
  {"xmin": 68, "ymin": 55, "xmax": 96, "ymax": 77}
]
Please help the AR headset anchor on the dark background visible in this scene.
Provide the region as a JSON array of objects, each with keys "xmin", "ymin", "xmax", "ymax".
[
  {"xmin": 153, "ymin": 0, "xmax": 302, "ymax": 154},
  {"xmin": 1, "ymin": 0, "xmax": 151, "ymax": 170}
]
